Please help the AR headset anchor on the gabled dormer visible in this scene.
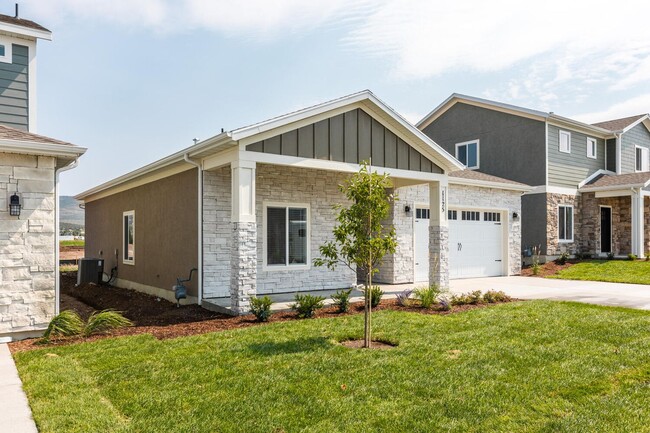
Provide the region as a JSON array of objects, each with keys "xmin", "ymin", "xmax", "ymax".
[
  {"xmin": 0, "ymin": 7, "xmax": 51, "ymax": 133},
  {"xmin": 592, "ymin": 114, "xmax": 650, "ymax": 175}
]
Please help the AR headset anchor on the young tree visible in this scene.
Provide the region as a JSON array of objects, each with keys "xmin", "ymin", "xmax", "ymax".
[{"xmin": 314, "ymin": 161, "xmax": 397, "ymax": 348}]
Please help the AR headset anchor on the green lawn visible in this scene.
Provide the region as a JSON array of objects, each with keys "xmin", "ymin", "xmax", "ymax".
[
  {"xmin": 550, "ymin": 260, "xmax": 650, "ymax": 284},
  {"xmin": 14, "ymin": 301, "xmax": 650, "ymax": 433},
  {"xmin": 60, "ymin": 240, "xmax": 85, "ymax": 247}
]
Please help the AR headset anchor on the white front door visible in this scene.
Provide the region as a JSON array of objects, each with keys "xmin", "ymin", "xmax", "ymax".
[
  {"xmin": 449, "ymin": 210, "xmax": 504, "ymax": 279},
  {"xmin": 414, "ymin": 207, "xmax": 430, "ymax": 282}
]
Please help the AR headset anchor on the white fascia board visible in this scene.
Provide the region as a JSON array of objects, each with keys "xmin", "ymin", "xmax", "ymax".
[
  {"xmin": 581, "ymin": 182, "xmax": 650, "ymax": 193},
  {"xmin": 0, "ymin": 139, "xmax": 86, "ymax": 158},
  {"xmin": 547, "ymin": 115, "xmax": 613, "ymax": 138},
  {"xmin": 448, "ymin": 176, "xmax": 531, "ymax": 192},
  {"xmin": 621, "ymin": 115, "xmax": 650, "ymax": 134},
  {"xmin": 578, "ymin": 169, "xmax": 617, "ymax": 189},
  {"xmin": 0, "ymin": 22, "xmax": 52, "ymax": 40},
  {"xmin": 594, "ymin": 189, "xmax": 633, "ymax": 198},
  {"xmin": 417, "ymin": 93, "xmax": 549, "ymax": 130},
  {"xmin": 524, "ymin": 185, "xmax": 579, "ymax": 196}
]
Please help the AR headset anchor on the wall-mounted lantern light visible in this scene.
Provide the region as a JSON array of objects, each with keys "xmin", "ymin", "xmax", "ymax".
[
  {"xmin": 9, "ymin": 193, "xmax": 21, "ymax": 217},
  {"xmin": 513, "ymin": 211, "xmax": 519, "ymax": 221},
  {"xmin": 404, "ymin": 205, "xmax": 411, "ymax": 214}
]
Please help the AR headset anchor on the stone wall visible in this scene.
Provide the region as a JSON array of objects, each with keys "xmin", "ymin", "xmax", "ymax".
[
  {"xmin": 545, "ymin": 193, "xmax": 581, "ymax": 256},
  {"xmin": 0, "ymin": 153, "xmax": 56, "ymax": 339},
  {"xmin": 580, "ymin": 193, "xmax": 631, "ymax": 256}
]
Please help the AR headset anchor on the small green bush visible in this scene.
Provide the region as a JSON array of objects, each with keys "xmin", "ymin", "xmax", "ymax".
[
  {"xmin": 363, "ymin": 286, "xmax": 384, "ymax": 308},
  {"xmin": 396, "ymin": 289, "xmax": 413, "ymax": 307},
  {"xmin": 483, "ymin": 290, "xmax": 512, "ymax": 303},
  {"xmin": 439, "ymin": 296, "xmax": 452, "ymax": 311},
  {"xmin": 42, "ymin": 310, "xmax": 84, "ymax": 342},
  {"xmin": 83, "ymin": 310, "xmax": 132, "ymax": 337},
  {"xmin": 250, "ymin": 296, "xmax": 273, "ymax": 322},
  {"xmin": 331, "ymin": 289, "xmax": 352, "ymax": 313},
  {"xmin": 414, "ymin": 284, "xmax": 442, "ymax": 309},
  {"xmin": 628, "ymin": 253, "xmax": 637, "ymax": 261},
  {"xmin": 556, "ymin": 252, "xmax": 570, "ymax": 265},
  {"xmin": 292, "ymin": 294, "xmax": 325, "ymax": 318},
  {"xmin": 468, "ymin": 290, "xmax": 484, "ymax": 305},
  {"xmin": 607, "ymin": 252, "xmax": 615, "ymax": 260}
]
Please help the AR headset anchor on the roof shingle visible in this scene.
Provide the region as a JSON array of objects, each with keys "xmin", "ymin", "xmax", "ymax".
[
  {"xmin": 580, "ymin": 172, "xmax": 650, "ymax": 190},
  {"xmin": 449, "ymin": 170, "xmax": 528, "ymax": 187},
  {"xmin": 0, "ymin": 124, "xmax": 73, "ymax": 146},
  {"xmin": 591, "ymin": 114, "xmax": 647, "ymax": 132}
]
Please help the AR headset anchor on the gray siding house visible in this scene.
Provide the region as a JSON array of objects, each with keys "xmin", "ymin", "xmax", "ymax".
[
  {"xmin": 76, "ymin": 91, "xmax": 528, "ymax": 315},
  {"xmin": 0, "ymin": 14, "xmax": 86, "ymax": 341},
  {"xmin": 419, "ymin": 94, "xmax": 650, "ymax": 260}
]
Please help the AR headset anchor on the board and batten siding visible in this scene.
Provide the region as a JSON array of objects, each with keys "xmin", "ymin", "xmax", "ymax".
[
  {"xmin": 0, "ymin": 44, "xmax": 28, "ymax": 131},
  {"xmin": 547, "ymin": 125, "xmax": 605, "ymax": 188},
  {"xmin": 246, "ymin": 108, "xmax": 443, "ymax": 173},
  {"xmin": 620, "ymin": 123, "xmax": 650, "ymax": 173}
]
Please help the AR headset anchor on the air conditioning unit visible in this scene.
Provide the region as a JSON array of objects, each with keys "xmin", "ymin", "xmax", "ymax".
[{"xmin": 77, "ymin": 258, "xmax": 104, "ymax": 285}]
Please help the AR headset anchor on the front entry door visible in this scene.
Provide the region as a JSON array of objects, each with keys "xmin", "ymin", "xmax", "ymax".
[{"xmin": 600, "ymin": 207, "xmax": 612, "ymax": 254}]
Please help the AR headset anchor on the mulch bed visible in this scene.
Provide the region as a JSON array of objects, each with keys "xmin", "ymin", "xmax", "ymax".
[
  {"xmin": 8, "ymin": 274, "xmax": 515, "ymax": 353},
  {"xmin": 520, "ymin": 260, "xmax": 574, "ymax": 277}
]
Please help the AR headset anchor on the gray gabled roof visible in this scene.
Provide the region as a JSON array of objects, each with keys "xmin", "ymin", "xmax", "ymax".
[
  {"xmin": 580, "ymin": 172, "xmax": 650, "ymax": 191},
  {"xmin": 592, "ymin": 114, "xmax": 649, "ymax": 133}
]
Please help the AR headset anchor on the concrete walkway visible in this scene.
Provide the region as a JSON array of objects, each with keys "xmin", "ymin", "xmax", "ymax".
[
  {"xmin": 450, "ymin": 276, "xmax": 650, "ymax": 310},
  {"xmin": 0, "ymin": 344, "xmax": 38, "ymax": 433}
]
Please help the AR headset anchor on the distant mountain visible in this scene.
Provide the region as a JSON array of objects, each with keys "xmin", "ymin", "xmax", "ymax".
[{"xmin": 60, "ymin": 196, "xmax": 84, "ymax": 226}]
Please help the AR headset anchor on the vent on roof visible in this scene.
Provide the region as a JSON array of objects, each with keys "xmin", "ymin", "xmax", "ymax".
[{"xmin": 14, "ymin": 3, "xmax": 18, "ymax": 19}]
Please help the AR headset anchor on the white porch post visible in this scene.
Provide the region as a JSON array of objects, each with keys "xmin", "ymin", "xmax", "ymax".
[
  {"xmin": 631, "ymin": 188, "xmax": 645, "ymax": 258},
  {"xmin": 429, "ymin": 180, "xmax": 449, "ymax": 288},
  {"xmin": 230, "ymin": 160, "xmax": 257, "ymax": 314}
]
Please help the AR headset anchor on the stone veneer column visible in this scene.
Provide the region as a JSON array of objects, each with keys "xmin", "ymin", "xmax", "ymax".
[
  {"xmin": 429, "ymin": 180, "xmax": 449, "ymax": 288},
  {"xmin": 230, "ymin": 160, "xmax": 257, "ymax": 314}
]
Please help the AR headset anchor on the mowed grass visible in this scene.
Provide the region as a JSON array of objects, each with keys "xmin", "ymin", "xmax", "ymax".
[
  {"xmin": 550, "ymin": 260, "xmax": 650, "ymax": 285},
  {"xmin": 14, "ymin": 301, "xmax": 650, "ymax": 433},
  {"xmin": 60, "ymin": 240, "xmax": 85, "ymax": 247}
]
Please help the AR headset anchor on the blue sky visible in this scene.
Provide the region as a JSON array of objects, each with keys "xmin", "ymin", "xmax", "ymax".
[{"xmin": 16, "ymin": 0, "xmax": 650, "ymax": 195}]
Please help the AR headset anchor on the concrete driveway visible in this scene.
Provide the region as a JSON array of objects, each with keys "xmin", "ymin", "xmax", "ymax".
[{"xmin": 450, "ymin": 276, "xmax": 650, "ymax": 310}]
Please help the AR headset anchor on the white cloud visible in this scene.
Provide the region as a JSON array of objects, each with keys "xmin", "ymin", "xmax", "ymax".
[{"xmin": 573, "ymin": 94, "xmax": 650, "ymax": 124}]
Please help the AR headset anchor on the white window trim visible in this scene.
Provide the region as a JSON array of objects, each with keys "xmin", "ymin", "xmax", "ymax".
[
  {"xmin": 263, "ymin": 201, "xmax": 311, "ymax": 271},
  {"xmin": 587, "ymin": 137, "xmax": 597, "ymax": 159},
  {"xmin": 558, "ymin": 204, "xmax": 574, "ymax": 243},
  {"xmin": 122, "ymin": 210, "xmax": 135, "ymax": 265},
  {"xmin": 455, "ymin": 139, "xmax": 480, "ymax": 169},
  {"xmin": 634, "ymin": 145, "xmax": 649, "ymax": 172},
  {"xmin": 559, "ymin": 130, "xmax": 571, "ymax": 154},
  {"xmin": 0, "ymin": 36, "xmax": 12, "ymax": 64}
]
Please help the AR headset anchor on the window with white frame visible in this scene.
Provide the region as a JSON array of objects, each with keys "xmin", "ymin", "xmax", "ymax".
[
  {"xmin": 558, "ymin": 205, "xmax": 573, "ymax": 242},
  {"xmin": 559, "ymin": 130, "xmax": 571, "ymax": 153},
  {"xmin": 587, "ymin": 137, "xmax": 597, "ymax": 159},
  {"xmin": 265, "ymin": 204, "xmax": 309, "ymax": 268},
  {"xmin": 123, "ymin": 210, "xmax": 135, "ymax": 264},
  {"xmin": 0, "ymin": 36, "xmax": 12, "ymax": 63},
  {"xmin": 455, "ymin": 140, "xmax": 479, "ymax": 169},
  {"xmin": 635, "ymin": 146, "xmax": 649, "ymax": 172}
]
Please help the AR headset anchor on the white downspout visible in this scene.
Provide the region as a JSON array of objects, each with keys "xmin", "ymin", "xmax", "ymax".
[
  {"xmin": 184, "ymin": 154, "xmax": 203, "ymax": 305},
  {"xmin": 54, "ymin": 158, "xmax": 79, "ymax": 315}
]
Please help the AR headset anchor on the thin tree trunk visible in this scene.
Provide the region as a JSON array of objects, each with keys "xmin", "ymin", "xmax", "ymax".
[{"xmin": 364, "ymin": 272, "xmax": 370, "ymax": 348}]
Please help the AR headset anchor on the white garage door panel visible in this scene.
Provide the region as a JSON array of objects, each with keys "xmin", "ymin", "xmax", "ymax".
[{"xmin": 449, "ymin": 218, "xmax": 503, "ymax": 279}]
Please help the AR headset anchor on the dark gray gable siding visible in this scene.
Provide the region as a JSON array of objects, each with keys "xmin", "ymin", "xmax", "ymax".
[
  {"xmin": 621, "ymin": 122, "xmax": 650, "ymax": 173},
  {"xmin": 606, "ymin": 138, "xmax": 616, "ymax": 172},
  {"xmin": 421, "ymin": 102, "xmax": 546, "ymax": 186},
  {"xmin": 0, "ymin": 44, "xmax": 28, "ymax": 131},
  {"xmin": 547, "ymin": 125, "xmax": 606, "ymax": 188},
  {"xmin": 246, "ymin": 108, "xmax": 442, "ymax": 173}
]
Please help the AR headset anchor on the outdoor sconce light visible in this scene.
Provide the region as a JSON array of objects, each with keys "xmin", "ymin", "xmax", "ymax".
[
  {"xmin": 513, "ymin": 211, "xmax": 519, "ymax": 220},
  {"xmin": 9, "ymin": 193, "xmax": 21, "ymax": 217},
  {"xmin": 404, "ymin": 205, "xmax": 411, "ymax": 214}
]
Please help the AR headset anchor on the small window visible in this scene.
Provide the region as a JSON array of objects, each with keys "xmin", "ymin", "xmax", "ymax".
[
  {"xmin": 635, "ymin": 146, "xmax": 649, "ymax": 172},
  {"xmin": 0, "ymin": 45, "xmax": 5, "ymax": 57},
  {"xmin": 483, "ymin": 212, "xmax": 501, "ymax": 222},
  {"xmin": 416, "ymin": 208, "xmax": 430, "ymax": 219},
  {"xmin": 266, "ymin": 204, "xmax": 309, "ymax": 268},
  {"xmin": 559, "ymin": 130, "xmax": 571, "ymax": 153},
  {"xmin": 0, "ymin": 39, "xmax": 12, "ymax": 63},
  {"xmin": 123, "ymin": 211, "xmax": 135, "ymax": 264},
  {"xmin": 587, "ymin": 137, "xmax": 597, "ymax": 159},
  {"xmin": 455, "ymin": 140, "xmax": 479, "ymax": 169},
  {"xmin": 461, "ymin": 211, "xmax": 480, "ymax": 221},
  {"xmin": 558, "ymin": 205, "xmax": 573, "ymax": 242},
  {"xmin": 448, "ymin": 210, "xmax": 457, "ymax": 220}
]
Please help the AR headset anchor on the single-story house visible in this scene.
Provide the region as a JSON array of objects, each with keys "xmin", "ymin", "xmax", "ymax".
[{"xmin": 75, "ymin": 91, "xmax": 528, "ymax": 314}]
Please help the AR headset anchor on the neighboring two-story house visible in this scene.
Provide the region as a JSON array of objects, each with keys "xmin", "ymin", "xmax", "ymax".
[
  {"xmin": 418, "ymin": 94, "xmax": 650, "ymax": 260},
  {"xmin": 0, "ymin": 12, "xmax": 85, "ymax": 341}
]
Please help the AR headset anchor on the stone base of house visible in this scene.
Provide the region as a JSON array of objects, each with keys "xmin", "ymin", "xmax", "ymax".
[{"xmin": 114, "ymin": 278, "xmax": 199, "ymax": 305}]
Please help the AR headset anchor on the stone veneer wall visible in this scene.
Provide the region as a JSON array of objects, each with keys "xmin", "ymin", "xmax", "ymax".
[
  {"xmin": 0, "ymin": 153, "xmax": 56, "ymax": 339},
  {"xmin": 546, "ymin": 193, "xmax": 581, "ymax": 256},
  {"xmin": 580, "ymin": 192, "xmax": 631, "ymax": 255},
  {"xmin": 646, "ymin": 197, "xmax": 650, "ymax": 254}
]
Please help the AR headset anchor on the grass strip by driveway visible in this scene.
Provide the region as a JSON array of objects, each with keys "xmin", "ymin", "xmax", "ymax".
[
  {"xmin": 549, "ymin": 260, "xmax": 650, "ymax": 285},
  {"xmin": 14, "ymin": 301, "xmax": 650, "ymax": 433}
]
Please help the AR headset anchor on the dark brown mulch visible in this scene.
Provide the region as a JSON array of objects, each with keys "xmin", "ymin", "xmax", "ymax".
[
  {"xmin": 8, "ymin": 274, "xmax": 516, "ymax": 353},
  {"xmin": 520, "ymin": 260, "xmax": 574, "ymax": 277},
  {"xmin": 340, "ymin": 339, "xmax": 396, "ymax": 350}
]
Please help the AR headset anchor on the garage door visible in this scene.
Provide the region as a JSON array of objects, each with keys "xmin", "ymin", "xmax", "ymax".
[{"xmin": 449, "ymin": 210, "xmax": 503, "ymax": 279}]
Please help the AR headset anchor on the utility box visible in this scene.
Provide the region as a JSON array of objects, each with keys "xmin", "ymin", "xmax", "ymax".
[{"xmin": 77, "ymin": 258, "xmax": 104, "ymax": 285}]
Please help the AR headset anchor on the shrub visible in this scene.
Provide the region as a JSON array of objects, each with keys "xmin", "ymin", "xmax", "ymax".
[
  {"xmin": 42, "ymin": 310, "xmax": 84, "ymax": 342},
  {"xmin": 250, "ymin": 296, "xmax": 273, "ymax": 322},
  {"xmin": 331, "ymin": 289, "xmax": 353, "ymax": 313},
  {"xmin": 83, "ymin": 310, "xmax": 132, "ymax": 337},
  {"xmin": 628, "ymin": 253, "xmax": 637, "ymax": 261},
  {"xmin": 450, "ymin": 293, "xmax": 471, "ymax": 306},
  {"xmin": 468, "ymin": 290, "xmax": 484, "ymax": 305},
  {"xmin": 363, "ymin": 286, "xmax": 384, "ymax": 308},
  {"xmin": 607, "ymin": 252, "xmax": 615, "ymax": 260},
  {"xmin": 439, "ymin": 297, "xmax": 452, "ymax": 311},
  {"xmin": 396, "ymin": 289, "xmax": 413, "ymax": 307},
  {"xmin": 415, "ymin": 284, "xmax": 442, "ymax": 309},
  {"xmin": 292, "ymin": 294, "xmax": 325, "ymax": 318},
  {"xmin": 531, "ymin": 245, "xmax": 541, "ymax": 275},
  {"xmin": 556, "ymin": 252, "xmax": 570, "ymax": 265},
  {"xmin": 483, "ymin": 290, "xmax": 512, "ymax": 303}
]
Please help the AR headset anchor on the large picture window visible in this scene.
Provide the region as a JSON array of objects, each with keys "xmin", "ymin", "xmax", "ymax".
[
  {"xmin": 558, "ymin": 205, "xmax": 573, "ymax": 242},
  {"xmin": 265, "ymin": 204, "xmax": 309, "ymax": 268},
  {"xmin": 455, "ymin": 140, "xmax": 479, "ymax": 169},
  {"xmin": 123, "ymin": 210, "xmax": 135, "ymax": 264}
]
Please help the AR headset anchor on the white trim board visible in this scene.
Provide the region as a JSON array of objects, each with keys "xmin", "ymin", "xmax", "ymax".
[{"xmin": 524, "ymin": 185, "xmax": 579, "ymax": 196}]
